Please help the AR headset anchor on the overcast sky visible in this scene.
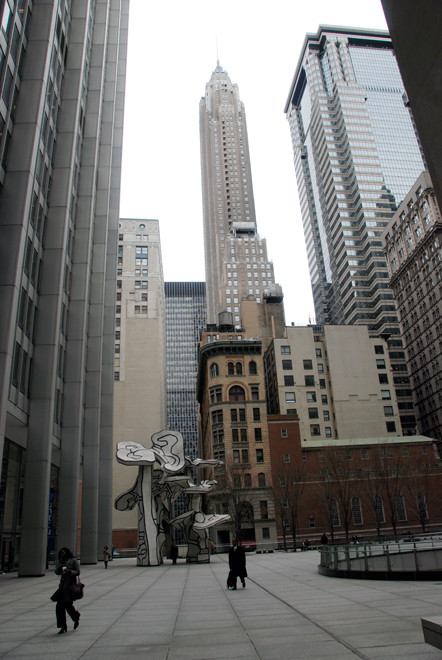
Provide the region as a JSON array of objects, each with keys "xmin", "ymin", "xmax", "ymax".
[{"xmin": 119, "ymin": 0, "xmax": 388, "ymax": 326}]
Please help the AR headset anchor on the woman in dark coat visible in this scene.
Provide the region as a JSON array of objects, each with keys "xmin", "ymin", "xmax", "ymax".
[
  {"xmin": 54, "ymin": 547, "xmax": 81, "ymax": 634},
  {"xmin": 228, "ymin": 540, "xmax": 247, "ymax": 589}
]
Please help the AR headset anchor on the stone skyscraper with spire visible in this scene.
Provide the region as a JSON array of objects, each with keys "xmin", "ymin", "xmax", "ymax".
[{"xmin": 200, "ymin": 63, "xmax": 282, "ymax": 328}]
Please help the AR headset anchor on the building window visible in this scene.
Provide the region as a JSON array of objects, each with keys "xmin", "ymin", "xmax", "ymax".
[
  {"xmin": 210, "ymin": 386, "xmax": 222, "ymax": 403},
  {"xmin": 310, "ymin": 424, "xmax": 320, "ymax": 436},
  {"xmin": 262, "ymin": 527, "xmax": 270, "ymax": 539},
  {"xmin": 284, "ymin": 375, "xmax": 294, "ymax": 386},
  {"xmin": 256, "ymin": 448, "xmax": 264, "ymax": 463},
  {"xmin": 321, "ymin": 395, "xmax": 328, "ymax": 404},
  {"xmin": 232, "ymin": 428, "xmax": 239, "ymax": 442},
  {"xmin": 384, "ymin": 406, "xmax": 394, "ymax": 417},
  {"xmin": 210, "ymin": 363, "xmax": 219, "ymax": 378},
  {"xmin": 236, "ymin": 362, "xmax": 243, "ymax": 375},
  {"xmin": 396, "ymin": 494, "xmax": 407, "ymax": 521},
  {"xmin": 375, "ymin": 345, "xmax": 384, "ymax": 354},
  {"xmin": 228, "ymin": 362, "xmax": 234, "ymax": 375},
  {"xmin": 240, "ymin": 428, "xmax": 247, "ymax": 443},
  {"xmin": 381, "ymin": 390, "xmax": 391, "ymax": 399},
  {"xmin": 260, "ymin": 500, "xmax": 268, "ymax": 519},
  {"xmin": 258, "ymin": 473, "xmax": 266, "ymax": 488},
  {"xmin": 281, "ymin": 428, "xmax": 288, "ymax": 438},
  {"xmin": 303, "ymin": 359, "xmax": 313, "ymax": 370},
  {"xmin": 309, "ymin": 517, "xmax": 316, "ymax": 528},
  {"xmin": 249, "ymin": 360, "xmax": 257, "ymax": 375},
  {"xmin": 376, "ymin": 359, "xmax": 386, "ymax": 369},
  {"xmin": 285, "ymin": 392, "xmax": 295, "ymax": 403},
  {"xmin": 319, "ymin": 379, "xmax": 326, "ymax": 389},
  {"xmin": 325, "ymin": 427, "xmax": 332, "ymax": 437},
  {"xmin": 229, "ymin": 385, "xmax": 245, "ymax": 401},
  {"xmin": 211, "ymin": 410, "xmax": 223, "ymax": 425},
  {"xmin": 308, "ymin": 408, "xmax": 319, "ymax": 419},
  {"xmin": 323, "ymin": 410, "xmax": 330, "ymax": 421},
  {"xmin": 251, "ymin": 385, "xmax": 259, "ymax": 400},
  {"xmin": 283, "ymin": 453, "xmax": 290, "ymax": 463},
  {"xmin": 281, "ymin": 345, "xmax": 291, "ymax": 354},
  {"xmin": 386, "ymin": 421, "xmax": 396, "ymax": 432},
  {"xmin": 114, "ymin": 371, "xmax": 119, "ymax": 381},
  {"xmin": 254, "ymin": 428, "xmax": 262, "ymax": 442},
  {"xmin": 330, "ymin": 498, "xmax": 340, "ymax": 526},
  {"xmin": 379, "ymin": 374, "xmax": 389, "ymax": 384},
  {"xmin": 282, "ymin": 360, "xmax": 292, "ymax": 370},
  {"xmin": 241, "ymin": 449, "xmax": 249, "ymax": 463},
  {"xmin": 375, "ymin": 495, "xmax": 385, "ymax": 523},
  {"xmin": 352, "ymin": 497, "xmax": 363, "ymax": 525},
  {"xmin": 253, "ymin": 408, "xmax": 260, "ymax": 421},
  {"xmin": 244, "ymin": 473, "xmax": 252, "ymax": 488},
  {"xmin": 305, "ymin": 375, "xmax": 315, "ymax": 386},
  {"xmin": 233, "ymin": 449, "xmax": 240, "ymax": 464},
  {"xmin": 306, "ymin": 392, "xmax": 316, "ymax": 403},
  {"xmin": 361, "ymin": 449, "xmax": 368, "ymax": 460},
  {"xmin": 417, "ymin": 492, "xmax": 428, "ymax": 520}
]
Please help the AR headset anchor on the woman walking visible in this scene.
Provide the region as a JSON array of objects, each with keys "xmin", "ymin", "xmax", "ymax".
[{"xmin": 54, "ymin": 547, "xmax": 81, "ymax": 634}]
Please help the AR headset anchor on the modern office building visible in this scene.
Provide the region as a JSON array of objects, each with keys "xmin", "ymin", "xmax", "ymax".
[
  {"xmin": 200, "ymin": 63, "xmax": 282, "ymax": 327},
  {"xmin": 112, "ymin": 219, "xmax": 167, "ymax": 550},
  {"xmin": 0, "ymin": 0, "xmax": 128, "ymax": 575},
  {"xmin": 265, "ymin": 324, "xmax": 402, "ymax": 442},
  {"xmin": 284, "ymin": 26, "xmax": 427, "ymax": 434},
  {"xmin": 383, "ymin": 172, "xmax": 442, "ymax": 441},
  {"xmin": 165, "ymin": 282, "xmax": 206, "ymax": 464}
]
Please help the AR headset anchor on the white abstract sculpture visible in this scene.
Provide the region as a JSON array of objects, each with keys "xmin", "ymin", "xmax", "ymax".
[{"xmin": 115, "ymin": 430, "xmax": 229, "ymax": 566}]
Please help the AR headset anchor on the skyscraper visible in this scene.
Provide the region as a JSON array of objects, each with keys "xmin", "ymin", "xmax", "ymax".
[
  {"xmin": 0, "ymin": 0, "xmax": 128, "ymax": 575},
  {"xmin": 200, "ymin": 64, "xmax": 282, "ymax": 327},
  {"xmin": 165, "ymin": 282, "xmax": 206, "ymax": 464},
  {"xmin": 285, "ymin": 26, "xmax": 427, "ymax": 434}
]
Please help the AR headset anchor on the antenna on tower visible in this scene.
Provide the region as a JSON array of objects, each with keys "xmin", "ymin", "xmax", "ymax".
[{"xmin": 216, "ymin": 35, "xmax": 219, "ymax": 68}]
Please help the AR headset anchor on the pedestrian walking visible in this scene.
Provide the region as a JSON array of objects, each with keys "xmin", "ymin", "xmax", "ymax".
[
  {"xmin": 170, "ymin": 543, "xmax": 178, "ymax": 565},
  {"xmin": 228, "ymin": 539, "xmax": 247, "ymax": 589},
  {"xmin": 52, "ymin": 547, "xmax": 81, "ymax": 634},
  {"xmin": 103, "ymin": 545, "xmax": 111, "ymax": 568}
]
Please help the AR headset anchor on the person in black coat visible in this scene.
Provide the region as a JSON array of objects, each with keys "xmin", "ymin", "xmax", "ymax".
[
  {"xmin": 53, "ymin": 547, "xmax": 81, "ymax": 634},
  {"xmin": 228, "ymin": 539, "xmax": 247, "ymax": 589}
]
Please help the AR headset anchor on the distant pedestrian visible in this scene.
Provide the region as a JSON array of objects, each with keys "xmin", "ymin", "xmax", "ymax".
[
  {"xmin": 103, "ymin": 545, "xmax": 111, "ymax": 569},
  {"xmin": 170, "ymin": 543, "xmax": 179, "ymax": 565},
  {"xmin": 228, "ymin": 539, "xmax": 247, "ymax": 589},
  {"xmin": 52, "ymin": 547, "xmax": 81, "ymax": 634},
  {"xmin": 321, "ymin": 533, "xmax": 328, "ymax": 545},
  {"xmin": 302, "ymin": 539, "xmax": 310, "ymax": 551}
]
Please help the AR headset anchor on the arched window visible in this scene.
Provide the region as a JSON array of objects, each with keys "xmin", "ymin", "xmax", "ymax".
[
  {"xmin": 352, "ymin": 496, "xmax": 363, "ymax": 525},
  {"xmin": 258, "ymin": 472, "xmax": 266, "ymax": 488},
  {"xmin": 395, "ymin": 493, "xmax": 407, "ymax": 521},
  {"xmin": 227, "ymin": 362, "xmax": 234, "ymax": 375},
  {"xmin": 229, "ymin": 385, "xmax": 245, "ymax": 401},
  {"xmin": 244, "ymin": 473, "xmax": 252, "ymax": 488},
  {"xmin": 210, "ymin": 363, "xmax": 219, "ymax": 378},
  {"xmin": 236, "ymin": 362, "xmax": 243, "ymax": 375},
  {"xmin": 249, "ymin": 360, "xmax": 257, "ymax": 375},
  {"xmin": 374, "ymin": 495, "xmax": 385, "ymax": 523},
  {"xmin": 417, "ymin": 492, "xmax": 428, "ymax": 521},
  {"xmin": 330, "ymin": 498, "xmax": 340, "ymax": 526}
]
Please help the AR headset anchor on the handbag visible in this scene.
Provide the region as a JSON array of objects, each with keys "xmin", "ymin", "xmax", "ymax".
[
  {"xmin": 71, "ymin": 576, "xmax": 85, "ymax": 601},
  {"xmin": 50, "ymin": 588, "xmax": 60, "ymax": 602}
]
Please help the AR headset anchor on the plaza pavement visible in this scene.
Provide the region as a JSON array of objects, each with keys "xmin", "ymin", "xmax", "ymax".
[{"xmin": 0, "ymin": 550, "xmax": 441, "ymax": 659}]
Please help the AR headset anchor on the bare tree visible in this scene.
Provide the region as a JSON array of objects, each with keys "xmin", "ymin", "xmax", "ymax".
[
  {"xmin": 406, "ymin": 454, "xmax": 440, "ymax": 533},
  {"xmin": 319, "ymin": 446, "xmax": 362, "ymax": 542},
  {"xmin": 373, "ymin": 450, "xmax": 405, "ymax": 538},
  {"xmin": 362, "ymin": 467, "xmax": 386, "ymax": 541},
  {"xmin": 270, "ymin": 459, "xmax": 307, "ymax": 551},
  {"xmin": 213, "ymin": 459, "xmax": 258, "ymax": 542}
]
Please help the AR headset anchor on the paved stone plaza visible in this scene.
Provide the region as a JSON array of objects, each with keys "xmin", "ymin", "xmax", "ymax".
[{"xmin": 0, "ymin": 551, "xmax": 440, "ymax": 659}]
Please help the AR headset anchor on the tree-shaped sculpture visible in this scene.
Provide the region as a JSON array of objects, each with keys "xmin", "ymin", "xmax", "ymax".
[{"xmin": 115, "ymin": 430, "xmax": 229, "ymax": 565}]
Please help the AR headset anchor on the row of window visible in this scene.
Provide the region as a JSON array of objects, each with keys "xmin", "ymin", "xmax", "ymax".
[{"xmin": 209, "ymin": 384, "xmax": 259, "ymax": 402}]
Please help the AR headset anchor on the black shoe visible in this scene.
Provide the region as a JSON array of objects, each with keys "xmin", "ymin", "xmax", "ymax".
[
  {"xmin": 242, "ymin": 582, "xmax": 246, "ymax": 588},
  {"xmin": 74, "ymin": 614, "xmax": 80, "ymax": 630},
  {"xmin": 232, "ymin": 586, "xmax": 237, "ymax": 590},
  {"xmin": 58, "ymin": 628, "xmax": 67, "ymax": 634}
]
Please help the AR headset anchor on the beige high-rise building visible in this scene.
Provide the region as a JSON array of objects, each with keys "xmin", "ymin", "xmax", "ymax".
[
  {"xmin": 112, "ymin": 219, "xmax": 167, "ymax": 549},
  {"xmin": 383, "ymin": 172, "xmax": 442, "ymax": 440},
  {"xmin": 200, "ymin": 64, "xmax": 283, "ymax": 327},
  {"xmin": 265, "ymin": 324, "xmax": 402, "ymax": 442}
]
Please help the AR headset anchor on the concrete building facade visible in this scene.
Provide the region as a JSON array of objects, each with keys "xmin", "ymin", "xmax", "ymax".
[
  {"xmin": 0, "ymin": 0, "xmax": 128, "ymax": 575},
  {"xmin": 112, "ymin": 219, "xmax": 167, "ymax": 550},
  {"xmin": 284, "ymin": 26, "xmax": 427, "ymax": 435},
  {"xmin": 383, "ymin": 172, "xmax": 442, "ymax": 441},
  {"xmin": 265, "ymin": 324, "xmax": 402, "ymax": 443},
  {"xmin": 200, "ymin": 64, "xmax": 282, "ymax": 327}
]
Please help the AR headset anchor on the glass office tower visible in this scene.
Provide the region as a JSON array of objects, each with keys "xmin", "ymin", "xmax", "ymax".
[{"xmin": 285, "ymin": 27, "xmax": 426, "ymax": 434}]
